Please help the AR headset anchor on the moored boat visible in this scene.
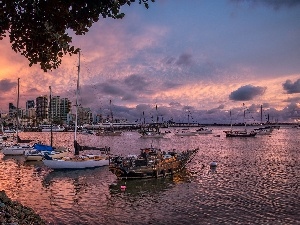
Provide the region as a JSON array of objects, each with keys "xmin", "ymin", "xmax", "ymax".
[
  {"xmin": 109, "ymin": 146, "xmax": 199, "ymax": 179},
  {"xmin": 42, "ymin": 51, "xmax": 110, "ymax": 170},
  {"xmin": 254, "ymin": 126, "xmax": 273, "ymax": 135},
  {"xmin": 24, "ymin": 144, "xmax": 69, "ymax": 161},
  {"xmin": 195, "ymin": 127, "xmax": 213, "ymax": 134},
  {"xmin": 2, "ymin": 144, "xmax": 34, "ymax": 155},
  {"xmin": 223, "ymin": 129, "xmax": 257, "ymax": 137},
  {"xmin": 174, "ymin": 128, "xmax": 197, "ymax": 136},
  {"xmin": 139, "ymin": 126, "xmax": 165, "ymax": 138}
]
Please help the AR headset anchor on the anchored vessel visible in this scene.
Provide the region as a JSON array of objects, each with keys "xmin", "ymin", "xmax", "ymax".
[{"xmin": 109, "ymin": 146, "xmax": 199, "ymax": 179}]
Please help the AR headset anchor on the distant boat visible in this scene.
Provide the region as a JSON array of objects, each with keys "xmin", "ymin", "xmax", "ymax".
[
  {"xmin": 43, "ymin": 51, "xmax": 110, "ymax": 170},
  {"xmin": 39, "ymin": 124, "xmax": 65, "ymax": 132},
  {"xmin": 195, "ymin": 127, "xmax": 213, "ymax": 134},
  {"xmin": 223, "ymin": 108, "xmax": 257, "ymax": 137},
  {"xmin": 139, "ymin": 126, "xmax": 165, "ymax": 138},
  {"xmin": 95, "ymin": 129, "xmax": 122, "ymax": 136},
  {"xmin": 254, "ymin": 126, "xmax": 273, "ymax": 135},
  {"xmin": 223, "ymin": 129, "xmax": 257, "ymax": 137},
  {"xmin": 174, "ymin": 128, "xmax": 197, "ymax": 136}
]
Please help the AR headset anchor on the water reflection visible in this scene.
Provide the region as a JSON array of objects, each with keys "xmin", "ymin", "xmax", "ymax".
[{"xmin": 109, "ymin": 169, "xmax": 192, "ymax": 197}]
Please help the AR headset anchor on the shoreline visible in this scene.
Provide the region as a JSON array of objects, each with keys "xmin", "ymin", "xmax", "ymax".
[{"xmin": 0, "ymin": 190, "xmax": 46, "ymax": 224}]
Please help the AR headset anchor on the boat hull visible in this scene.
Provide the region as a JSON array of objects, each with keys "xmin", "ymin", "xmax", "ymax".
[
  {"xmin": 2, "ymin": 145, "xmax": 33, "ymax": 155},
  {"xmin": 43, "ymin": 157, "xmax": 109, "ymax": 169},
  {"xmin": 224, "ymin": 131, "xmax": 257, "ymax": 137}
]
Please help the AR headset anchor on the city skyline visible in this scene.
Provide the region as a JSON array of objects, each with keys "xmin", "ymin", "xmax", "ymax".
[{"xmin": 0, "ymin": 0, "xmax": 300, "ymax": 123}]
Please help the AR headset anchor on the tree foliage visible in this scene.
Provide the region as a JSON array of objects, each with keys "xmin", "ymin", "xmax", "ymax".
[{"xmin": 0, "ymin": 0, "xmax": 154, "ymax": 72}]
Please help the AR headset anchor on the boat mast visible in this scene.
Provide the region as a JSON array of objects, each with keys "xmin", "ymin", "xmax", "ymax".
[
  {"xmin": 74, "ymin": 51, "xmax": 80, "ymax": 155},
  {"xmin": 49, "ymin": 86, "xmax": 53, "ymax": 147},
  {"xmin": 16, "ymin": 78, "xmax": 20, "ymax": 143}
]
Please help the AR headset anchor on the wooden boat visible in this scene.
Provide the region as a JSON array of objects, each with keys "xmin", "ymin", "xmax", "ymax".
[{"xmin": 109, "ymin": 146, "xmax": 199, "ymax": 179}]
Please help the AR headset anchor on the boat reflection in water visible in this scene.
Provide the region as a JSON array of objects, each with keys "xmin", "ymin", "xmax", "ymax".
[{"xmin": 109, "ymin": 168, "xmax": 192, "ymax": 196}]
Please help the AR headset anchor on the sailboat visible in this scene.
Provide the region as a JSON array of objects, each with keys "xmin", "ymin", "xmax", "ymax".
[
  {"xmin": 223, "ymin": 108, "xmax": 257, "ymax": 137},
  {"xmin": 2, "ymin": 78, "xmax": 34, "ymax": 155},
  {"xmin": 43, "ymin": 51, "xmax": 110, "ymax": 169},
  {"xmin": 174, "ymin": 110, "xmax": 197, "ymax": 136},
  {"xmin": 25, "ymin": 86, "xmax": 69, "ymax": 161}
]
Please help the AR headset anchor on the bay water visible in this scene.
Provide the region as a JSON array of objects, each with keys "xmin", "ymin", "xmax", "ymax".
[{"xmin": 0, "ymin": 126, "xmax": 299, "ymax": 224}]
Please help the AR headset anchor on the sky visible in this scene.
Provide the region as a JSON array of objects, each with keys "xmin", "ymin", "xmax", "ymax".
[{"xmin": 0, "ymin": 0, "xmax": 300, "ymax": 124}]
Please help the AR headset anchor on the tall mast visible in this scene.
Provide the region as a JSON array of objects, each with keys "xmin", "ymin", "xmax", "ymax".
[
  {"xmin": 49, "ymin": 86, "xmax": 53, "ymax": 147},
  {"xmin": 16, "ymin": 78, "xmax": 20, "ymax": 143},
  {"xmin": 75, "ymin": 51, "xmax": 80, "ymax": 142}
]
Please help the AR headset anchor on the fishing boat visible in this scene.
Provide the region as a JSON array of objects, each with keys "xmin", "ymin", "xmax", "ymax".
[
  {"xmin": 109, "ymin": 146, "xmax": 199, "ymax": 179},
  {"xmin": 42, "ymin": 51, "xmax": 110, "ymax": 170}
]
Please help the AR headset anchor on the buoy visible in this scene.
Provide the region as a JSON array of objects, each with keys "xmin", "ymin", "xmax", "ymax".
[
  {"xmin": 120, "ymin": 185, "xmax": 126, "ymax": 191},
  {"xmin": 210, "ymin": 161, "xmax": 217, "ymax": 169}
]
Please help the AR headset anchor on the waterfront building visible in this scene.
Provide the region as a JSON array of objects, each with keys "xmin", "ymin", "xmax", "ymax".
[
  {"xmin": 77, "ymin": 107, "xmax": 93, "ymax": 125},
  {"xmin": 8, "ymin": 103, "xmax": 16, "ymax": 118},
  {"xmin": 49, "ymin": 96, "xmax": 71, "ymax": 124},
  {"xmin": 36, "ymin": 95, "xmax": 48, "ymax": 122}
]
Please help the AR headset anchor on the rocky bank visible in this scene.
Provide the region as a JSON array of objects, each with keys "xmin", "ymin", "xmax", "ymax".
[{"xmin": 0, "ymin": 190, "xmax": 46, "ymax": 225}]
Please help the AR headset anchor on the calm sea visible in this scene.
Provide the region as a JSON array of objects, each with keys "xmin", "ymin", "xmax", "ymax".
[{"xmin": 0, "ymin": 126, "xmax": 299, "ymax": 225}]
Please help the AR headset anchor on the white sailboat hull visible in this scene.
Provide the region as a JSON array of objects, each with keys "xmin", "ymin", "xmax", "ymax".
[
  {"xmin": 43, "ymin": 157, "xmax": 109, "ymax": 169},
  {"xmin": 2, "ymin": 145, "xmax": 33, "ymax": 155}
]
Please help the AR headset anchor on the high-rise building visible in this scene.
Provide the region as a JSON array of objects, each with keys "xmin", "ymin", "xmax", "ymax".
[
  {"xmin": 36, "ymin": 95, "xmax": 48, "ymax": 121},
  {"xmin": 77, "ymin": 106, "xmax": 93, "ymax": 125},
  {"xmin": 26, "ymin": 100, "xmax": 35, "ymax": 118},
  {"xmin": 49, "ymin": 96, "xmax": 71, "ymax": 124},
  {"xmin": 26, "ymin": 100, "xmax": 35, "ymax": 110},
  {"xmin": 8, "ymin": 103, "xmax": 16, "ymax": 118}
]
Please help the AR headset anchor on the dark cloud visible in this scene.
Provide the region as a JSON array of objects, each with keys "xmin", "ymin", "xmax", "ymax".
[
  {"xmin": 0, "ymin": 79, "xmax": 17, "ymax": 92},
  {"xmin": 176, "ymin": 53, "xmax": 193, "ymax": 66},
  {"xmin": 231, "ymin": 0, "xmax": 300, "ymax": 10},
  {"xmin": 162, "ymin": 81, "xmax": 182, "ymax": 89},
  {"xmin": 229, "ymin": 85, "xmax": 266, "ymax": 101},
  {"xmin": 101, "ymin": 82, "xmax": 125, "ymax": 96},
  {"xmin": 124, "ymin": 74, "xmax": 150, "ymax": 91},
  {"xmin": 169, "ymin": 102, "xmax": 182, "ymax": 107},
  {"xmin": 283, "ymin": 96, "xmax": 300, "ymax": 103},
  {"xmin": 282, "ymin": 79, "xmax": 300, "ymax": 94},
  {"xmin": 121, "ymin": 93, "xmax": 136, "ymax": 101}
]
